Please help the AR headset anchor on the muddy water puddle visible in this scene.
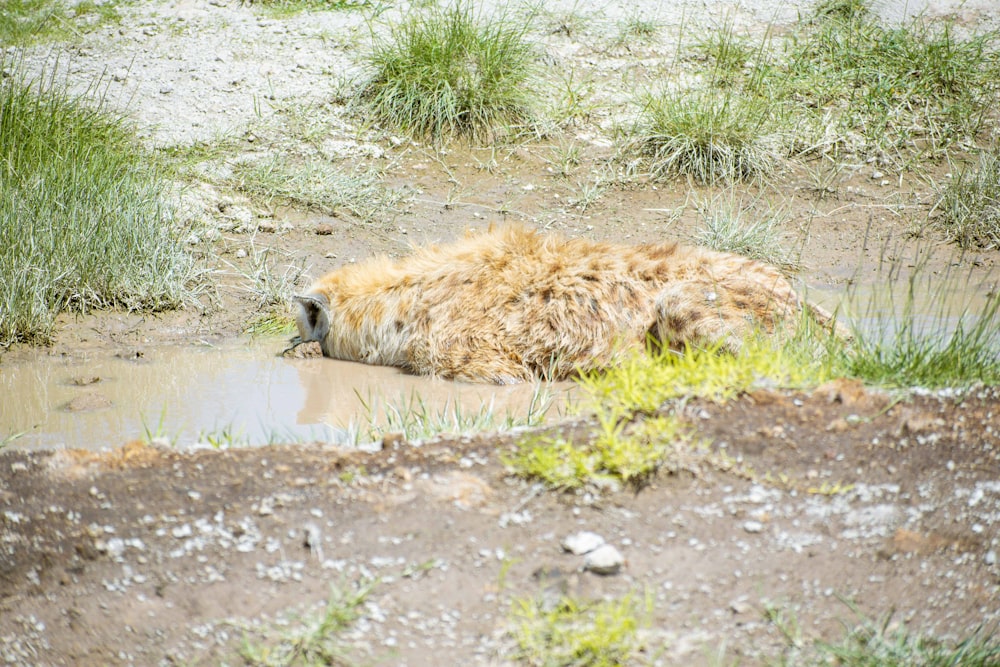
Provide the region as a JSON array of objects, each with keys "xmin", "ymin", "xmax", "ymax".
[
  {"xmin": 2, "ymin": 271, "xmax": 995, "ymax": 452},
  {"xmin": 803, "ymin": 269, "xmax": 998, "ymax": 339},
  {"xmin": 0, "ymin": 340, "xmax": 570, "ymax": 451}
]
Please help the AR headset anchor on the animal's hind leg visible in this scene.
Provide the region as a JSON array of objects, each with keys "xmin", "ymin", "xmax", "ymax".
[{"xmin": 651, "ymin": 276, "xmax": 797, "ymax": 353}]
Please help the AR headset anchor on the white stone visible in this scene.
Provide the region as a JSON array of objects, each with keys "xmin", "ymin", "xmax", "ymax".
[
  {"xmin": 561, "ymin": 531, "xmax": 605, "ymax": 555},
  {"xmin": 583, "ymin": 544, "xmax": 624, "ymax": 575}
]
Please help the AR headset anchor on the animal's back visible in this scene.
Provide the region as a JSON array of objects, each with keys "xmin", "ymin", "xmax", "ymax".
[
  {"xmin": 400, "ymin": 227, "xmax": 666, "ymax": 381},
  {"xmin": 297, "ymin": 225, "xmax": 808, "ymax": 384}
]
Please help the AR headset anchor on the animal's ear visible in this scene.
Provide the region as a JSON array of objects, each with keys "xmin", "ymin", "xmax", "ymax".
[{"xmin": 294, "ymin": 293, "xmax": 330, "ymax": 341}]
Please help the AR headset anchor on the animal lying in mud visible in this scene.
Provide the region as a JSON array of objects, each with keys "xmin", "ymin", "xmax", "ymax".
[{"xmin": 292, "ymin": 225, "xmax": 836, "ymax": 384}]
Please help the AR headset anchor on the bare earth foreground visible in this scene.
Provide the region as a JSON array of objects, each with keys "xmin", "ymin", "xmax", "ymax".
[
  {"xmin": 3, "ymin": 0, "xmax": 1000, "ymax": 663},
  {"xmin": 2, "ymin": 383, "xmax": 999, "ymax": 665}
]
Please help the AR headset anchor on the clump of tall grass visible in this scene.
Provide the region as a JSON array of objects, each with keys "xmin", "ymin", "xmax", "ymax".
[
  {"xmin": 0, "ymin": 66, "xmax": 194, "ymax": 346},
  {"xmin": 249, "ymin": 0, "xmax": 369, "ymax": 18},
  {"xmin": 813, "ymin": 619, "xmax": 1000, "ymax": 667},
  {"xmin": 650, "ymin": 0, "xmax": 1000, "ymax": 170},
  {"xmin": 694, "ymin": 193, "xmax": 800, "ymax": 272},
  {"xmin": 357, "ymin": 2, "xmax": 538, "ymax": 142},
  {"xmin": 767, "ymin": 602, "xmax": 1000, "ymax": 667},
  {"xmin": 842, "ymin": 267, "xmax": 1000, "ymax": 389},
  {"xmin": 0, "ymin": 0, "xmax": 65, "ymax": 44},
  {"xmin": 507, "ymin": 591, "xmax": 654, "ymax": 666},
  {"xmin": 780, "ymin": 0, "xmax": 1000, "ymax": 162},
  {"xmin": 0, "ymin": 0, "xmax": 124, "ymax": 45},
  {"xmin": 834, "ymin": 238, "xmax": 1000, "ymax": 389},
  {"xmin": 933, "ymin": 153, "xmax": 1000, "ymax": 251},
  {"xmin": 351, "ymin": 384, "xmax": 554, "ymax": 444},
  {"xmin": 812, "ymin": 0, "xmax": 870, "ymax": 22},
  {"xmin": 239, "ymin": 578, "xmax": 375, "ymax": 666},
  {"xmin": 622, "ymin": 86, "xmax": 774, "ymax": 184},
  {"xmin": 695, "ymin": 15, "xmax": 761, "ymax": 81},
  {"xmin": 505, "ymin": 413, "xmax": 694, "ymax": 491}
]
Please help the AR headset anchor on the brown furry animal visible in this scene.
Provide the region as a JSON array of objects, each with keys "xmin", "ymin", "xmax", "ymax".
[{"xmin": 293, "ymin": 225, "xmax": 824, "ymax": 384}]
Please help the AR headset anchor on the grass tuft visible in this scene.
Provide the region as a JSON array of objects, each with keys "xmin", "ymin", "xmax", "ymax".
[
  {"xmin": 640, "ymin": 0, "xmax": 1000, "ymax": 171},
  {"xmin": 225, "ymin": 237, "xmax": 306, "ymax": 309},
  {"xmin": 693, "ymin": 194, "xmax": 800, "ymax": 272},
  {"xmin": 358, "ymin": 2, "xmax": 538, "ymax": 142},
  {"xmin": 623, "ymin": 86, "xmax": 774, "ymax": 184},
  {"xmin": 239, "ymin": 577, "xmax": 375, "ymax": 666},
  {"xmin": 505, "ymin": 413, "xmax": 693, "ymax": 491},
  {"xmin": 814, "ymin": 619, "xmax": 1000, "ymax": 666},
  {"xmin": 780, "ymin": 0, "xmax": 1000, "ymax": 162},
  {"xmin": 696, "ymin": 16, "xmax": 758, "ymax": 79},
  {"xmin": 351, "ymin": 384, "xmax": 554, "ymax": 444},
  {"xmin": 818, "ymin": 619, "xmax": 1000, "ymax": 667},
  {"xmin": 613, "ymin": 11, "xmax": 661, "ymax": 46},
  {"xmin": 508, "ymin": 591, "xmax": 654, "ymax": 667},
  {"xmin": 232, "ymin": 155, "xmax": 400, "ymax": 221},
  {"xmin": 507, "ymin": 322, "xmax": 841, "ymax": 491},
  {"xmin": 0, "ymin": 0, "xmax": 125, "ymax": 45},
  {"xmin": 250, "ymin": 0, "xmax": 370, "ymax": 18},
  {"xmin": 0, "ymin": 64, "xmax": 195, "ymax": 346},
  {"xmin": 812, "ymin": 0, "xmax": 870, "ymax": 22},
  {"xmin": 579, "ymin": 333, "xmax": 838, "ymax": 415},
  {"xmin": 838, "ymin": 243, "xmax": 1000, "ymax": 389},
  {"xmin": 244, "ymin": 311, "xmax": 297, "ymax": 337},
  {"xmin": 845, "ymin": 290, "xmax": 1000, "ymax": 389},
  {"xmin": 933, "ymin": 153, "xmax": 1000, "ymax": 251},
  {"xmin": 768, "ymin": 602, "xmax": 1000, "ymax": 666}
]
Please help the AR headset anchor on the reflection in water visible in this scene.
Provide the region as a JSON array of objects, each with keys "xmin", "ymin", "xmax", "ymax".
[
  {"xmin": 293, "ymin": 357, "xmax": 563, "ymax": 441},
  {"xmin": 0, "ymin": 341, "xmax": 566, "ymax": 451}
]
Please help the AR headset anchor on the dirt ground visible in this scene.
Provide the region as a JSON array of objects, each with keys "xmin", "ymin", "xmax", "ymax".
[
  {"xmin": 2, "ymin": 383, "xmax": 999, "ymax": 665},
  {"xmin": 3, "ymin": 0, "xmax": 1000, "ymax": 664}
]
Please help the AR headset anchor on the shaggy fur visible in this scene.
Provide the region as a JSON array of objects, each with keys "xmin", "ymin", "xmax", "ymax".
[{"xmin": 294, "ymin": 225, "xmax": 820, "ymax": 384}]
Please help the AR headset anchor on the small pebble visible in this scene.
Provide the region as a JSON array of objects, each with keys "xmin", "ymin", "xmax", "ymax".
[
  {"xmin": 561, "ymin": 531, "xmax": 605, "ymax": 555},
  {"xmin": 583, "ymin": 544, "xmax": 624, "ymax": 575}
]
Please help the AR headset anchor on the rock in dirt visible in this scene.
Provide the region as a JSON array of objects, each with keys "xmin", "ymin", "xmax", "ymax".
[
  {"xmin": 561, "ymin": 531, "xmax": 606, "ymax": 555},
  {"xmin": 583, "ymin": 544, "xmax": 624, "ymax": 575}
]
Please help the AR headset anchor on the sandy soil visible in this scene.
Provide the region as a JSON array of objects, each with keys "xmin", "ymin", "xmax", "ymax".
[
  {"xmin": 2, "ymin": 0, "xmax": 1000, "ymax": 664},
  {"xmin": 2, "ymin": 384, "xmax": 999, "ymax": 665}
]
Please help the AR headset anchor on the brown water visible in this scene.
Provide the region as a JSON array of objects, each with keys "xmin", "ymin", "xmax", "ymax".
[
  {"xmin": 803, "ymin": 268, "xmax": 998, "ymax": 340},
  {"xmin": 2, "ymin": 270, "xmax": 995, "ymax": 452},
  {"xmin": 0, "ymin": 340, "xmax": 569, "ymax": 451}
]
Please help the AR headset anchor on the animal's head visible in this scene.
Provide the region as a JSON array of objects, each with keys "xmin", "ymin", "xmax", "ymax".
[{"xmin": 294, "ymin": 293, "xmax": 331, "ymax": 345}]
